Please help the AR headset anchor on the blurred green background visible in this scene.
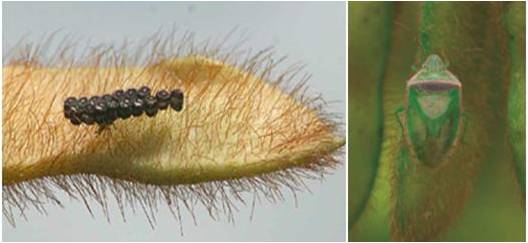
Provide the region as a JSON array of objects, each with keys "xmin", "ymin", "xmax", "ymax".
[{"xmin": 349, "ymin": 2, "xmax": 525, "ymax": 241}]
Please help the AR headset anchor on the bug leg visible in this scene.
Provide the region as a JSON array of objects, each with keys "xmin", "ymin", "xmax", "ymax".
[{"xmin": 395, "ymin": 106, "xmax": 405, "ymax": 138}]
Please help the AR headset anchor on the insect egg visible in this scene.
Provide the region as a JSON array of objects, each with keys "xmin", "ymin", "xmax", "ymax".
[
  {"xmin": 63, "ymin": 97, "xmax": 77, "ymax": 118},
  {"xmin": 144, "ymin": 96, "xmax": 158, "ymax": 117},
  {"xmin": 95, "ymin": 100, "xmax": 110, "ymax": 124},
  {"xmin": 117, "ymin": 97, "xmax": 133, "ymax": 119},
  {"xmin": 126, "ymin": 88, "xmax": 138, "ymax": 98},
  {"xmin": 169, "ymin": 89, "xmax": 183, "ymax": 111},
  {"xmin": 76, "ymin": 97, "xmax": 93, "ymax": 124},
  {"xmin": 131, "ymin": 97, "xmax": 144, "ymax": 117},
  {"xmin": 78, "ymin": 97, "xmax": 88, "ymax": 108},
  {"xmin": 64, "ymin": 97, "xmax": 77, "ymax": 109},
  {"xmin": 156, "ymin": 90, "xmax": 170, "ymax": 110},
  {"xmin": 114, "ymin": 89, "xmax": 125, "ymax": 98},
  {"xmin": 137, "ymin": 86, "xmax": 151, "ymax": 98},
  {"xmin": 89, "ymin": 96, "xmax": 102, "ymax": 112},
  {"xmin": 64, "ymin": 87, "xmax": 184, "ymax": 130},
  {"xmin": 103, "ymin": 95, "xmax": 119, "ymax": 121},
  {"xmin": 64, "ymin": 97, "xmax": 82, "ymax": 125}
]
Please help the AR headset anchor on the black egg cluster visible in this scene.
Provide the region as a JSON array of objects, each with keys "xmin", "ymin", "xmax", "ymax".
[{"xmin": 64, "ymin": 86, "xmax": 184, "ymax": 127}]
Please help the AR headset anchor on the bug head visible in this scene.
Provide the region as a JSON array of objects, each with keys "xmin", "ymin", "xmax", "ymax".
[{"xmin": 422, "ymin": 54, "xmax": 447, "ymax": 72}]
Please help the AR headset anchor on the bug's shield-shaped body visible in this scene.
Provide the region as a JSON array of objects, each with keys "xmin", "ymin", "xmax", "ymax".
[{"xmin": 399, "ymin": 55, "xmax": 463, "ymax": 167}]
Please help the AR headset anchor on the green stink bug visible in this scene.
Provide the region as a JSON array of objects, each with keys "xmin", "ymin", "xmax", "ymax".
[{"xmin": 397, "ymin": 54, "xmax": 463, "ymax": 167}]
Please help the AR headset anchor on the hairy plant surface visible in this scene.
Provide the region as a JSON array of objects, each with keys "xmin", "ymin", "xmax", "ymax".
[{"xmin": 3, "ymin": 33, "xmax": 345, "ymax": 229}]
